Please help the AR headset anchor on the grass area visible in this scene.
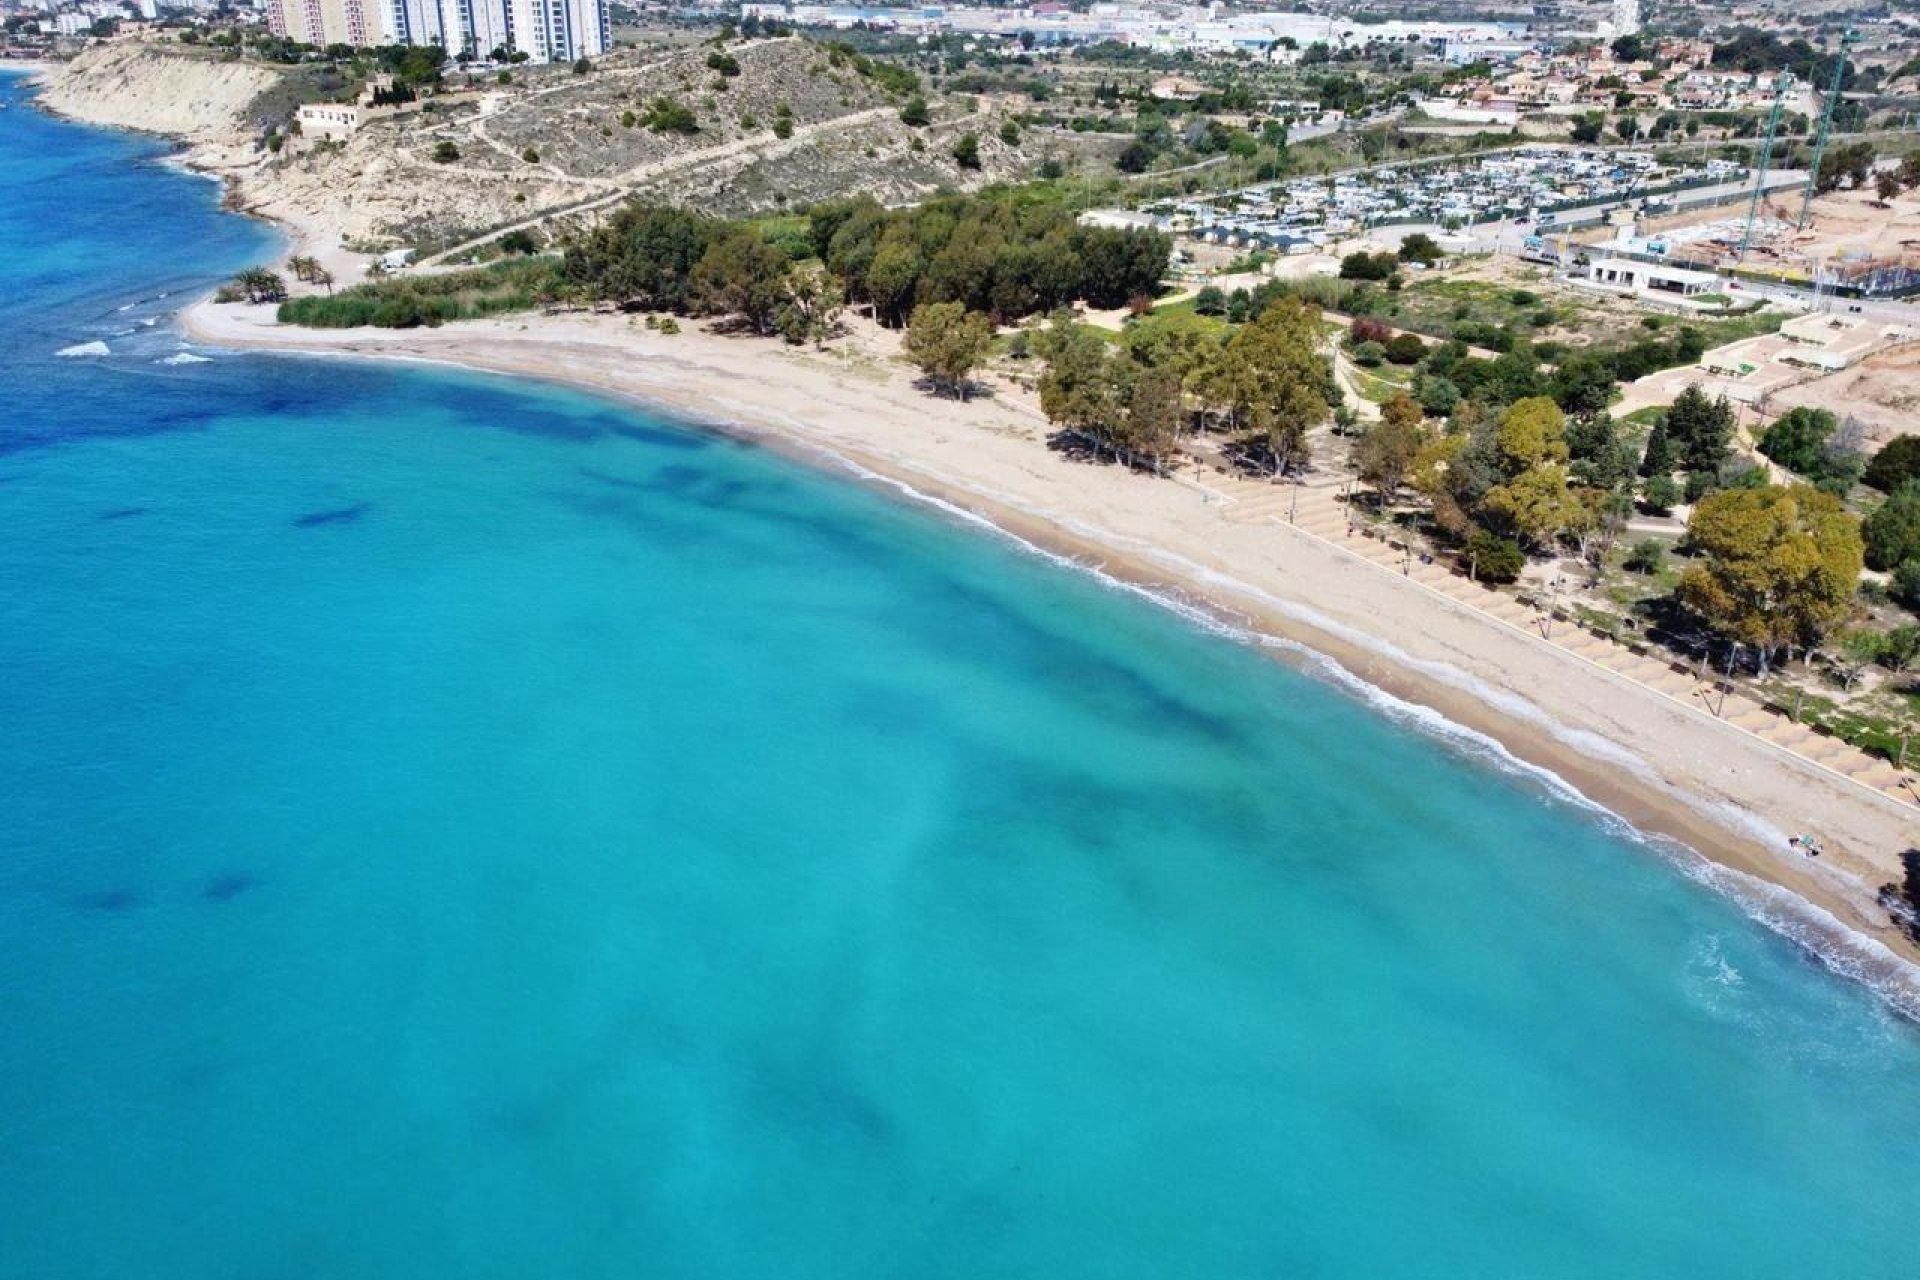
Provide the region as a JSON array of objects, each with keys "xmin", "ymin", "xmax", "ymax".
[
  {"xmin": 1362, "ymin": 273, "xmax": 1784, "ymax": 358},
  {"xmin": 1345, "ymin": 360, "xmax": 1412, "ymax": 404},
  {"xmin": 277, "ymin": 257, "xmax": 563, "ymax": 329},
  {"xmin": 1133, "ymin": 296, "xmax": 1230, "ymax": 340}
]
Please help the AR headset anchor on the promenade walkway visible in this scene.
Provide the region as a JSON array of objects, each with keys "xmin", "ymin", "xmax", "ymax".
[{"xmin": 1192, "ymin": 462, "xmax": 1920, "ymax": 812}]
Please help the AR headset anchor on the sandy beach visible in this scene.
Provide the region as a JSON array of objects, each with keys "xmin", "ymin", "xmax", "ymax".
[{"xmin": 179, "ymin": 295, "xmax": 1920, "ymax": 999}]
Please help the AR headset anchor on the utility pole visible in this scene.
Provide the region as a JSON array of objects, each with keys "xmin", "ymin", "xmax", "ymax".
[
  {"xmin": 1739, "ymin": 71, "xmax": 1792, "ymax": 261},
  {"xmin": 1798, "ymin": 28, "xmax": 1859, "ymax": 231}
]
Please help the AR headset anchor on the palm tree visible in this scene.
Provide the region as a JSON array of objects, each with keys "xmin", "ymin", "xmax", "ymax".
[
  {"xmin": 286, "ymin": 254, "xmax": 318, "ymax": 282},
  {"xmin": 232, "ymin": 267, "xmax": 288, "ymax": 304},
  {"xmin": 311, "ymin": 266, "xmax": 334, "ymax": 295}
]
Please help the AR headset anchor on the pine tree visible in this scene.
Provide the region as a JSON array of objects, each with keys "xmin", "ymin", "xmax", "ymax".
[{"xmin": 1639, "ymin": 417, "xmax": 1675, "ymax": 478}]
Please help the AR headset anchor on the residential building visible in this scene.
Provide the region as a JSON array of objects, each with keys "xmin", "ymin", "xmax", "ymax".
[{"xmin": 269, "ymin": 0, "xmax": 607, "ymax": 63}]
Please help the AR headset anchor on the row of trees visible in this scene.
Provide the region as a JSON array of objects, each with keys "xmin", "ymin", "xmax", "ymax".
[
  {"xmin": 556, "ymin": 195, "xmax": 1172, "ymax": 337},
  {"xmin": 1028, "ymin": 297, "xmax": 1334, "ymax": 475},
  {"xmin": 806, "ymin": 192, "xmax": 1172, "ymax": 326}
]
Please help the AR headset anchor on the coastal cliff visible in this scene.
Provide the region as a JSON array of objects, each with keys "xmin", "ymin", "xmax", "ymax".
[
  {"xmin": 34, "ymin": 37, "xmax": 1105, "ymax": 260},
  {"xmin": 38, "ymin": 43, "xmax": 281, "ymax": 142}
]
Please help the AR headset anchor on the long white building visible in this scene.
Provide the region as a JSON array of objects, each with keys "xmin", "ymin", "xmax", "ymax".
[{"xmin": 270, "ymin": 0, "xmax": 608, "ymax": 63}]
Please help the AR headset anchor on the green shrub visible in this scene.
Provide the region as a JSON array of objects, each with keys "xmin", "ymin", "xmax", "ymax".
[
  {"xmin": 1384, "ymin": 333, "xmax": 1426, "ymax": 365},
  {"xmin": 277, "ymin": 257, "xmax": 562, "ymax": 329},
  {"xmin": 1642, "ymin": 473, "xmax": 1682, "ymax": 513},
  {"xmin": 1623, "ymin": 539, "xmax": 1666, "ymax": 574},
  {"xmin": 1865, "ymin": 434, "xmax": 1920, "ymax": 493},
  {"xmin": 431, "ymin": 139, "xmax": 460, "ymax": 163},
  {"xmin": 1466, "ymin": 529, "xmax": 1525, "ymax": 583}
]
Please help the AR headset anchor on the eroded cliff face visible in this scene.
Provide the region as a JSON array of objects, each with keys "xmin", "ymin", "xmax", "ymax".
[{"xmin": 39, "ymin": 43, "xmax": 280, "ymax": 142}]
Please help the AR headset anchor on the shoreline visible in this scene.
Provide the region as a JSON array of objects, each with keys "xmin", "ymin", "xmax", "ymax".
[
  {"xmin": 33, "ymin": 50, "xmax": 1918, "ymax": 1003},
  {"xmin": 179, "ymin": 298, "xmax": 1920, "ymax": 1008}
]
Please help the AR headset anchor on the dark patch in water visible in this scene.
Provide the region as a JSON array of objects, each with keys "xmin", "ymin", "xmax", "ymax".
[
  {"xmin": 293, "ymin": 503, "xmax": 370, "ymax": 528},
  {"xmin": 75, "ymin": 888, "xmax": 141, "ymax": 913},
  {"xmin": 202, "ymin": 872, "xmax": 257, "ymax": 903},
  {"xmin": 100, "ymin": 506, "xmax": 148, "ymax": 520},
  {"xmin": 576, "ymin": 466, "xmax": 652, "ymax": 491},
  {"xmin": 607, "ymin": 420, "xmax": 708, "ymax": 450}
]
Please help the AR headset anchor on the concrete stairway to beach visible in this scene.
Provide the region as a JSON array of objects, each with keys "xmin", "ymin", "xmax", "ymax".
[{"xmin": 1192, "ymin": 465, "xmax": 1919, "ymax": 812}]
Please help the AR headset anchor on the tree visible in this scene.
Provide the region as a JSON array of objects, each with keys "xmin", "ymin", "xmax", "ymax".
[
  {"xmin": 1354, "ymin": 393, "xmax": 1424, "ymax": 506},
  {"xmin": 1037, "ymin": 314, "xmax": 1121, "ymax": 435},
  {"xmin": 573, "ymin": 57, "xmax": 593, "ymax": 75},
  {"xmin": 1207, "ymin": 297, "xmax": 1330, "ymax": 476},
  {"xmin": 1493, "ymin": 396, "xmax": 1568, "ymax": 477},
  {"xmin": 431, "ymin": 140, "xmax": 460, "ymax": 163},
  {"xmin": 1550, "ymin": 350, "xmax": 1617, "ymax": 418},
  {"xmin": 1884, "ymin": 624, "xmax": 1920, "ymax": 674},
  {"xmin": 1384, "ymin": 333, "xmax": 1426, "ymax": 366},
  {"xmin": 1834, "ymin": 629, "xmax": 1886, "ymax": 689},
  {"xmin": 642, "ymin": 97, "xmax": 699, "ymax": 134},
  {"xmin": 498, "ymin": 229, "xmax": 538, "ymax": 256},
  {"xmin": 1864, "ymin": 434, "xmax": 1920, "ymax": 493},
  {"xmin": 904, "ymin": 302, "xmax": 994, "ymax": 399},
  {"xmin": 689, "ymin": 228, "xmax": 792, "ymax": 335},
  {"xmin": 231, "ymin": 267, "xmax": 287, "ymax": 304},
  {"xmin": 562, "ymin": 204, "xmax": 716, "ymax": 312},
  {"xmin": 1663, "ymin": 383, "xmax": 1736, "ymax": 474},
  {"xmin": 1481, "ymin": 462, "xmax": 1585, "ymax": 549},
  {"xmin": 1193, "ymin": 285, "xmax": 1227, "ymax": 316},
  {"xmin": 1122, "ymin": 365, "xmax": 1184, "ymax": 473},
  {"xmin": 1639, "ymin": 415, "xmax": 1676, "ymax": 477},
  {"xmin": 1642, "ymin": 472, "xmax": 1682, "ymax": 513},
  {"xmin": 951, "ymin": 132, "xmax": 981, "ymax": 170},
  {"xmin": 1676, "ymin": 484, "xmax": 1865, "ymax": 670},
  {"xmin": 1465, "ymin": 528, "xmax": 1525, "ymax": 582},
  {"xmin": 1862, "ymin": 482, "xmax": 1920, "ymax": 572},
  {"xmin": 900, "ymin": 96, "xmax": 930, "ymax": 127},
  {"xmin": 1397, "ymin": 232, "xmax": 1443, "ymax": 265},
  {"xmin": 1877, "ymin": 170, "xmax": 1904, "ymax": 203},
  {"xmin": 1566, "ymin": 412, "xmax": 1635, "ymax": 492},
  {"xmin": 1339, "ymin": 251, "xmax": 1397, "ymax": 281},
  {"xmin": 1413, "ymin": 373, "xmax": 1459, "ymax": 419},
  {"xmin": 1758, "ymin": 406, "xmax": 1861, "ymax": 490},
  {"xmin": 999, "ymin": 119, "xmax": 1021, "ymax": 146},
  {"xmin": 1571, "ymin": 113, "xmax": 1605, "ymax": 144},
  {"xmin": 1896, "ymin": 561, "xmax": 1920, "ymax": 613},
  {"xmin": 775, "ymin": 270, "xmax": 844, "ymax": 348}
]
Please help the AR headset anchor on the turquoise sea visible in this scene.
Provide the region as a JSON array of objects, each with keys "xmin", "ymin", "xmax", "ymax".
[{"xmin": 2, "ymin": 71, "xmax": 1918, "ymax": 1278}]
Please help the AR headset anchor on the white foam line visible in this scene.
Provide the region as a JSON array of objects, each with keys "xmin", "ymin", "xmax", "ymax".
[
  {"xmin": 827, "ymin": 455, "xmax": 1920, "ymax": 1022},
  {"xmin": 199, "ymin": 341, "xmax": 1920, "ymax": 1020}
]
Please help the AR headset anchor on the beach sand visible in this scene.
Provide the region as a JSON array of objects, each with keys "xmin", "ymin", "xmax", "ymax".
[{"xmin": 181, "ymin": 296, "xmax": 1920, "ymax": 998}]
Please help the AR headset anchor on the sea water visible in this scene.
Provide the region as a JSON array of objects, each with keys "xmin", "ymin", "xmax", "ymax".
[{"xmin": 2, "ymin": 71, "xmax": 1917, "ymax": 1279}]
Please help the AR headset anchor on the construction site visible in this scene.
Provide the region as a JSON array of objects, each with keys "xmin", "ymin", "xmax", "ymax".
[
  {"xmin": 1575, "ymin": 32, "xmax": 1920, "ymax": 299},
  {"xmin": 1609, "ymin": 183, "xmax": 1920, "ymax": 298}
]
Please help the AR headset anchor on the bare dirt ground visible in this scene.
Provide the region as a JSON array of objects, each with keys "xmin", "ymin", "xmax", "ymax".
[{"xmin": 1767, "ymin": 341, "xmax": 1920, "ymax": 445}]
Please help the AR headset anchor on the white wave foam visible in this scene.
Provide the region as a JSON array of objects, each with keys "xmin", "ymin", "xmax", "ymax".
[
  {"xmin": 159, "ymin": 352, "xmax": 212, "ymax": 365},
  {"xmin": 212, "ymin": 354, "xmax": 1920, "ymax": 1021},
  {"xmin": 55, "ymin": 340, "xmax": 109, "ymax": 358},
  {"xmin": 823, "ymin": 457, "xmax": 1920, "ymax": 1022}
]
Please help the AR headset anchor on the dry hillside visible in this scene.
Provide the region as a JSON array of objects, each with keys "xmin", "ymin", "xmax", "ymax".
[{"xmin": 257, "ymin": 37, "xmax": 1117, "ymax": 255}]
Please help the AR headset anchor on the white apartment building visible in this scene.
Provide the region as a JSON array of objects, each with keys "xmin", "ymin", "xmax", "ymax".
[{"xmin": 270, "ymin": 0, "xmax": 607, "ymax": 62}]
